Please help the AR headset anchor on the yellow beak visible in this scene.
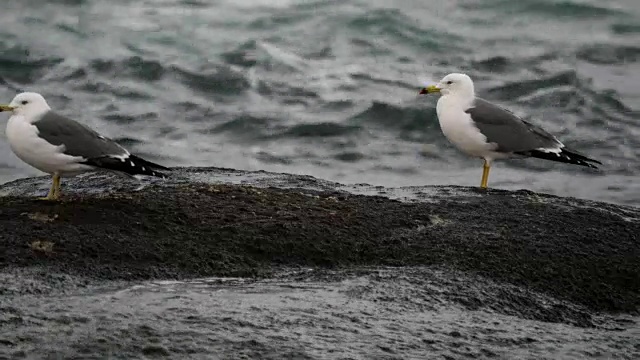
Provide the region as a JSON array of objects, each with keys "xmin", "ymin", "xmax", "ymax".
[
  {"xmin": 0, "ymin": 105, "xmax": 15, "ymax": 112},
  {"xmin": 418, "ymin": 85, "xmax": 441, "ymax": 95}
]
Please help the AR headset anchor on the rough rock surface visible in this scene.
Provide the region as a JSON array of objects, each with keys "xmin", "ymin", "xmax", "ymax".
[{"xmin": 1, "ymin": 167, "xmax": 637, "ymax": 316}]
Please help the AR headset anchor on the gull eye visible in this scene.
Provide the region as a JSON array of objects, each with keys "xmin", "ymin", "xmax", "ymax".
[
  {"xmin": 446, "ymin": 81, "xmax": 453, "ymax": 85},
  {"xmin": 21, "ymin": 100, "xmax": 28, "ymax": 105}
]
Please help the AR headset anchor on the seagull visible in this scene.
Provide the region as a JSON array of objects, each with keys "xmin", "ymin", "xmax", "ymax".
[
  {"xmin": 418, "ymin": 73, "xmax": 601, "ymax": 189},
  {"xmin": 0, "ymin": 92, "xmax": 169, "ymax": 200}
]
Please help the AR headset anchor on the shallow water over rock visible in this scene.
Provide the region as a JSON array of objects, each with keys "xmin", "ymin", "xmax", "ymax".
[{"xmin": 2, "ymin": 268, "xmax": 639, "ymax": 359}]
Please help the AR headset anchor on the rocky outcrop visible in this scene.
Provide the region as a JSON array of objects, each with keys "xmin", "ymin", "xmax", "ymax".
[{"xmin": 0, "ymin": 167, "xmax": 638, "ymax": 315}]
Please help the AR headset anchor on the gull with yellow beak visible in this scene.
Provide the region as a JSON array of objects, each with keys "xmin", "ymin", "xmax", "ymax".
[
  {"xmin": 0, "ymin": 92, "xmax": 169, "ymax": 200},
  {"xmin": 418, "ymin": 73, "xmax": 601, "ymax": 189}
]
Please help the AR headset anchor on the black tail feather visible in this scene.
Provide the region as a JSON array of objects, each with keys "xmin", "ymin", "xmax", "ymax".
[
  {"xmin": 82, "ymin": 154, "xmax": 170, "ymax": 178},
  {"xmin": 515, "ymin": 148, "xmax": 602, "ymax": 169}
]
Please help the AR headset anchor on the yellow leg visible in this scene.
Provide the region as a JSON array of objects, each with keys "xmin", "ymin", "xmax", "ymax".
[
  {"xmin": 38, "ymin": 173, "xmax": 61, "ymax": 201},
  {"xmin": 480, "ymin": 160, "xmax": 491, "ymax": 189},
  {"xmin": 52, "ymin": 173, "xmax": 61, "ymax": 200}
]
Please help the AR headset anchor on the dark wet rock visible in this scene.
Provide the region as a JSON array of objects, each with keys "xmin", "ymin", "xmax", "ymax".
[{"xmin": 0, "ymin": 167, "xmax": 638, "ymax": 322}]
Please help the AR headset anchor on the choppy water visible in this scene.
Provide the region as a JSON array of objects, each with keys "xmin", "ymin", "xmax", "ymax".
[
  {"xmin": 2, "ymin": 2, "xmax": 639, "ymax": 357},
  {"xmin": 0, "ymin": 0, "xmax": 639, "ymax": 204},
  {"xmin": 2, "ymin": 268, "xmax": 639, "ymax": 359}
]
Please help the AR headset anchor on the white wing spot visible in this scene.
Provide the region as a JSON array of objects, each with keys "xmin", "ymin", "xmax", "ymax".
[
  {"xmin": 129, "ymin": 161, "xmax": 135, "ymax": 167},
  {"xmin": 141, "ymin": 166, "xmax": 146, "ymax": 171},
  {"xmin": 536, "ymin": 147, "xmax": 562, "ymax": 154},
  {"xmin": 113, "ymin": 153, "xmax": 130, "ymax": 161}
]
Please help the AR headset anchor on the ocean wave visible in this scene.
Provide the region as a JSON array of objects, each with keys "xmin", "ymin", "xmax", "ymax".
[
  {"xmin": 103, "ymin": 112, "xmax": 159, "ymax": 125},
  {"xmin": 349, "ymin": 101, "xmax": 437, "ymax": 133},
  {"xmin": 170, "ymin": 64, "xmax": 250, "ymax": 97},
  {"xmin": 76, "ymin": 81, "xmax": 152, "ymax": 100},
  {"xmin": 0, "ymin": 44, "xmax": 63, "ymax": 84},
  {"xmin": 466, "ymin": 0, "xmax": 624, "ymax": 18},
  {"xmin": 611, "ymin": 23, "xmax": 640, "ymax": 35},
  {"xmin": 576, "ymin": 44, "xmax": 640, "ymax": 65},
  {"xmin": 486, "ymin": 71, "xmax": 580, "ymax": 100},
  {"xmin": 280, "ymin": 122, "xmax": 361, "ymax": 138},
  {"xmin": 209, "ymin": 114, "xmax": 280, "ymax": 139},
  {"xmin": 90, "ymin": 57, "xmax": 165, "ymax": 82},
  {"xmin": 347, "ymin": 8, "xmax": 463, "ymax": 51}
]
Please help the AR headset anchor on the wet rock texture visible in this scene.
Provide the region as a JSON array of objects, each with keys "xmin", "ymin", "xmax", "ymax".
[{"xmin": 0, "ymin": 167, "xmax": 638, "ymax": 319}]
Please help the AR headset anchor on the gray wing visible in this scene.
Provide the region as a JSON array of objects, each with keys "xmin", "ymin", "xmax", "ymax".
[
  {"xmin": 33, "ymin": 111, "xmax": 129, "ymax": 159},
  {"xmin": 465, "ymin": 98, "xmax": 563, "ymax": 153}
]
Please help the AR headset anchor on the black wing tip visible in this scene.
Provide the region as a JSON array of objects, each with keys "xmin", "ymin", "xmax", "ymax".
[
  {"xmin": 128, "ymin": 154, "xmax": 171, "ymax": 172},
  {"xmin": 516, "ymin": 148, "xmax": 602, "ymax": 169},
  {"xmin": 82, "ymin": 154, "xmax": 171, "ymax": 178},
  {"xmin": 561, "ymin": 148, "xmax": 603, "ymax": 169},
  {"xmin": 576, "ymin": 160, "xmax": 600, "ymax": 170}
]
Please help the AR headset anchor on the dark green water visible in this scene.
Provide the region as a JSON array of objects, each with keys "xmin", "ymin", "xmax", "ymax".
[{"xmin": 0, "ymin": 0, "xmax": 639, "ymax": 204}]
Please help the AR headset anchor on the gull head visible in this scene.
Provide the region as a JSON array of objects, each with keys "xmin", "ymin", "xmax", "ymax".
[
  {"xmin": 419, "ymin": 73, "xmax": 475, "ymax": 98},
  {"xmin": 0, "ymin": 92, "xmax": 52, "ymax": 118}
]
